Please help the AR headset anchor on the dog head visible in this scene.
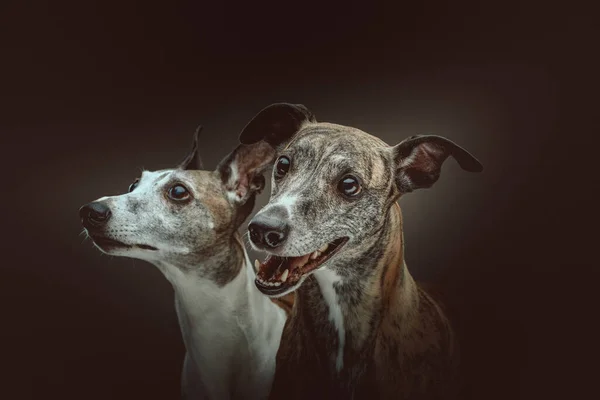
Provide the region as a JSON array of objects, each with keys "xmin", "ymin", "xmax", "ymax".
[
  {"xmin": 241, "ymin": 103, "xmax": 483, "ymax": 297},
  {"xmin": 79, "ymin": 126, "xmax": 276, "ymax": 284}
]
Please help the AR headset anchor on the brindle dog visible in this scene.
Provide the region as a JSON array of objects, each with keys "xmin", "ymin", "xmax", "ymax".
[{"xmin": 239, "ymin": 103, "xmax": 483, "ymax": 400}]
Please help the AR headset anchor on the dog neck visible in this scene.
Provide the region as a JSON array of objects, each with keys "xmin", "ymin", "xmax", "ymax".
[
  {"xmin": 155, "ymin": 234, "xmax": 286, "ymax": 400},
  {"xmin": 291, "ymin": 204, "xmax": 419, "ymax": 377}
]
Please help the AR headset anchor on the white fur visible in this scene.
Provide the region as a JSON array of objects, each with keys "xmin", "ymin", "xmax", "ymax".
[
  {"xmin": 314, "ymin": 268, "xmax": 345, "ymax": 372},
  {"xmin": 227, "ymin": 191, "xmax": 242, "ymax": 203},
  {"xmin": 161, "ymin": 258, "xmax": 286, "ymax": 400},
  {"xmin": 86, "ymin": 169, "xmax": 286, "ymax": 399},
  {"xmin": 261, "ymin": 193, "xmax": 298, "ymax": 219},
  {"xmin": 329, "ymin": 154, "xmax": 349, "ymax": 163},
  {"xmin": 226, "ymin": 159, "xmax": 243, "ymax": 203},
  {"xmin": 278, "ymin": 194, "xmax": 298, "ymax": 216},
  {"xmin": 95, "ymin": 171, "xmax": 208, "ymax": 258},
  {"xmin": 229, "ymin": 159, "xmax": 240, "ymax": 186}
]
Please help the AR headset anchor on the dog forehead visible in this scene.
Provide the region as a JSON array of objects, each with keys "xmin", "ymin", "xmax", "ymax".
[
  {"xmin": 171, "ymin": 169, "xmax": 233, "ymax": 221},
  {"xmin": 140, "ymin": 169, "xmax": 220, "ymax": 194},
  {"xmin": 289, "ymin": 123, "xmax": 390, "ymax": 181},
  {"xmin": 139, "ymin": 169, "xmax": 231, "ymax": 226},
  {"xmin": 293, "ymin": 123, "xmax": 388, "ymax": 157},
  {"xmin": 174, "ymin": 169, "xmax": 222, "ymax": 194}
]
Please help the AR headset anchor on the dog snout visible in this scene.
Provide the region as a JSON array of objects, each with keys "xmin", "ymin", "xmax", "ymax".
[
  {"xmin": 79, "ymin": 202, "xmax": 112, "ymax": 229},
  {"xmin": 248, "ymin": 208, "xmax": 289, "ymax": 249}
]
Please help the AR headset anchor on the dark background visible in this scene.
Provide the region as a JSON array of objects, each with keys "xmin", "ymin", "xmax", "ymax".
[{"xmin": 1, "ymin": 1, "xmax": 592, "ymax": 399}]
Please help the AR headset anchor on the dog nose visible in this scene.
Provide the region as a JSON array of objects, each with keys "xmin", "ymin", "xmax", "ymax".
[
  {"xmin": 248, "ymin": 211, "xmax": 289, "ymax": 249},
  {"xmin": 79, "ymin": 202, "xmax": 112, "ymax": 229}
]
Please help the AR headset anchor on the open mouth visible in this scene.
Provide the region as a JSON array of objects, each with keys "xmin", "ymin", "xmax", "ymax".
[
  {"xmin": 255, "ymin": 237, "xmax": 348, "ymax": 296},
  {"xmin": 90, "ymin": 235, "xmax": 157, "ymax": 251}
]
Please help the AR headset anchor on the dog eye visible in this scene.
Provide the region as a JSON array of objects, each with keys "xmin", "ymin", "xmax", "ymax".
[
  {"xmin": 167, "ymin": 184, "xmax": 191, "ymax": 201},
  {"xmin": 338, "ymin": 176, "xmax": 361, "ymax": 197},
  {"xmin": 128, "ymin": 179, "xmax": 140, "ymax": 192},
  {"xmin": 274, "ymin": 156, "xmax": 291, "ymax": 178}
]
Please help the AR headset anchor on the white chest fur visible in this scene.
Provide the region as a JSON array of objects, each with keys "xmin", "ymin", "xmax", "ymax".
[
  {"xmin": 314, "ymin": 268, "xmax": 346, "ymax": 373},
  {"xmin": 162, "ymin": 259, "xmax": 286, "ymax": 400}
]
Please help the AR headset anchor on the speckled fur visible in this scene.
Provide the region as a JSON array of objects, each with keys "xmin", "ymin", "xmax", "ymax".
[
  {"xmin": 81, "ymin": 132, "xmax": 294, "ymax": 400},
  {"xmin": 239, "ymin": 104, "xmax": 482, "ymax": 400}
]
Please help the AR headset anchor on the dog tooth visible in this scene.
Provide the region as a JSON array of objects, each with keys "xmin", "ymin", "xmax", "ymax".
[
  {"xmin": 319, "ymin": 244, "xmax": 329, "ymax": 253},
  {"xmin": 281, "ymin": 269, "xmax": 289, "ymax": 282},
  {"xmin": 273, "ymin": 281, "xmax": 281, "ymax": 286},
  {"xmin": 255, "ymin": 259, "xmax": 260, "ymax": 269},
  {"xmin": 310, "ymin": 251, "xmax": 319, "ymax": 260}
]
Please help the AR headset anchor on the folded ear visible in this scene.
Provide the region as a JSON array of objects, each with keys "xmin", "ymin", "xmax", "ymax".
[
  {"xmin": 392, "ymin": 135, "xmax": 483, "ymax": 194},
  {"xmin": 178, "ymin": 125, "xmax": 204, "ymax": 170},
  {"xmin": 216, "ymin": 140, "xmax": 275, "ymax": 204},
  {"xmin": 218, "ymin": 103, "xmax": 315, "ymax": 204},
  {"xmin": 238, "ymin": 103, "xmax": 316, "ymax": 149}
]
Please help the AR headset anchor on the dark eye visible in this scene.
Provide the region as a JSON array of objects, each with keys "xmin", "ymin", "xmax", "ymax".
[
  {"xmin": 274, "ymin": 156, "xmax": 291, "ymax": 178},
  {"xmin": 167, "ymin": 184, "xmax": 191, "ymax": 201},
  {"xmin": 338, "ymin": 175, "xmax": 361, "ymax": 197},
  {"xmin": 128, "ymin": 178, "xmax": 140, "ymax": 192}
]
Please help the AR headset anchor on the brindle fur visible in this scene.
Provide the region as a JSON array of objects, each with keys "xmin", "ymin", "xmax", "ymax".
[{"xmin": 238, "ymin": 104, "xmax": 482, "ymax": 400}]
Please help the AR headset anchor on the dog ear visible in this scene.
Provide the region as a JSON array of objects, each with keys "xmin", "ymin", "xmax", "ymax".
[
  {"xmin": 238, "ymin": 103, "xmax": 316, "ymax": 149},
  {"xmin": 392, "ymin": 135, "xmax": 483, "ymax": 194},
  {"xmin": 178, "ymin": 125, "xmax": 204, "ymax": 170},
  {"xmin": 216, "ymin": 141, "xmax": 274, "ymax": 205},
  {"xmin": 216, "ymin": 103, "xmax": 315, "ymax": 204}
]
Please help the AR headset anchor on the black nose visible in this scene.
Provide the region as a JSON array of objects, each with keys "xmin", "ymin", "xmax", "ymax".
[
  {"xmin": 248, "ymin": 211, "xmax": 289, "ymax": 249},
  {"xmin": 79, "ymin": 202, "xmax": 112, "ymax": 229}
]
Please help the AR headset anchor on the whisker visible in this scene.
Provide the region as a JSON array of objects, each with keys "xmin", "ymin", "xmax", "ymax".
[
  {"xmin": 80, "ymin": 229, "xmax": 91, "ymax": 244},
  {"xmin": 241, "ymin": 231, "xmax": 253, "ymax": 248}
]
